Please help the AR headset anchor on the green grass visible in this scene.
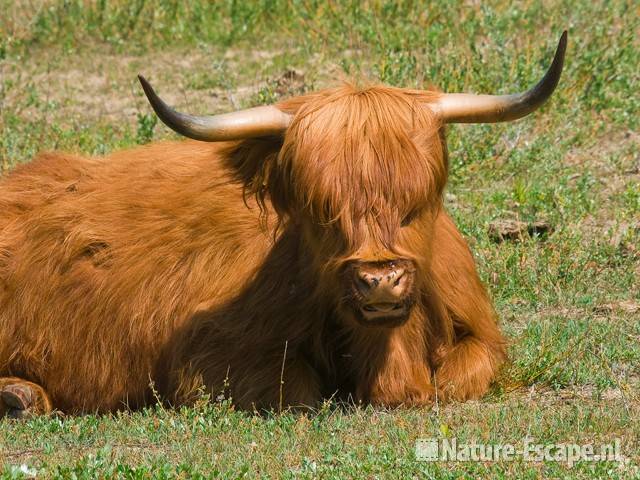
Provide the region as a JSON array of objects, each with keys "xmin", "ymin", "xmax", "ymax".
[
  {"xmin": 1, "ymin": 0, "xmax": 639, "ymax": 477},
  {"xmin": 1, "ymin": 398, "xmax": 637, "ymax": 478}
]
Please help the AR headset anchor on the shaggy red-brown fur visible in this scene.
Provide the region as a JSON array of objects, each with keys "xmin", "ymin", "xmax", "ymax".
[{"xmin": 0, "ymin": 84, "xmax": 505, "ymax": 414}]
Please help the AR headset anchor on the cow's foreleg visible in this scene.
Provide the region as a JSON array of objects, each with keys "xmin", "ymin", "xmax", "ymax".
[
  {"xmin": 233, "ymin": 355, "xmax": 323, "ymax": 411},
  {"xmin": 430, "ymin": 212, "xmax": 506, "ymax": 401},
  {"xmin": 433, "ymin": 336, "xmax": 504, "ymax": 401},
  {"xmin": 0, "ymin": 377, "xmax": 53, "ymax": 418},
  {"xmin": 173, "ymin": 350, "xmax": 323, "ymax": 412}
]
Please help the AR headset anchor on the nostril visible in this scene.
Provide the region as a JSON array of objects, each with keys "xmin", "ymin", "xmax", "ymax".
[
  {"xmin": 355, "ymin": 270, "xmax": 384, "ymax": 294},
  {"xmin": 392, "ymin": 269, "xmax": 406, "ymax": 287},
  {"xmin": 358, "ymin": 271, "xmax": 379, "ymax": 284}
]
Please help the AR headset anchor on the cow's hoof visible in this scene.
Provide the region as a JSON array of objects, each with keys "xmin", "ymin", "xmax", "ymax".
[
  {"xmin": 1, "ymin": 384, "xmax": 34, "ymax": 417},
  {"xmin": 6, "ymin": 407, "xmax": 34, "ymax": 419}
]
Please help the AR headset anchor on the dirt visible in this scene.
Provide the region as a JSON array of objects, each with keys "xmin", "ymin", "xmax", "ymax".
[
  {"xmin": 488, "ymin": 219, "xmax": 553, "ymax": 242},
  {"xmin": 1, "ymin": 47, "xmax": 324, "ymax": 129}
]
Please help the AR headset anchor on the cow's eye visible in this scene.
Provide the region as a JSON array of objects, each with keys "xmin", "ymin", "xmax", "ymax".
[{"xmin": 401, "ymin": 211, "xmax": 418, "ymax": 227}]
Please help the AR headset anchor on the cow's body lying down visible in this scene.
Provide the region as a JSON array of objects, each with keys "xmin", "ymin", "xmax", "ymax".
[
  {"xmin": 0, "ymin": 137, "xmax": 503, "ymax": 415},
  {"xmin": 0, "ymin": 33, "xmax": 567, "ymax": 416},
  {"xmin": 1, "ymin": 141, "xmax": 290, "ymax": 413}
]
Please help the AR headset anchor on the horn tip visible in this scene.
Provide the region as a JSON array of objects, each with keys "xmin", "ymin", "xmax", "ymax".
[
  {"xmin": 559, "ymin": 30, "xmax": 568, "ymax": 52},
  {"xmin": 554, "ymin": 31, "xmax": 568, "ymax": 73},
  {"xmin": 137, "ymin": 74, "xmax": 151, "ymax": 90},
  {"xmin": 137, "ymin": 75, "xmax": 160, "ymax": 107}
]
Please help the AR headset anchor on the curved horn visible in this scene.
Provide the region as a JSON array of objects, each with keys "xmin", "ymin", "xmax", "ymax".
[
  {"xmin": 432, "ymin": 31, "xmax": 567, "ymax": 123},
  {"xmin": 137, "ymin": 75, "xmax": 292, "ymax": 141}
]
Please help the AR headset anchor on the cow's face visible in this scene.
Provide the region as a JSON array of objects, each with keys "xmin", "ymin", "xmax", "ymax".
[
  {"xmin": 140, "ymin": 33, "xmax": 566, "ymax": 327},
  {"xmin": 271, "ymin": 86, "xmax": 448, "ymax": 327}
]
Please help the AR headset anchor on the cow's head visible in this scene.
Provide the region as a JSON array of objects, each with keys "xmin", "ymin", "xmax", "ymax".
[{"xmin": 139, "ymin": 33, "xmax": 566, "ymax": 328}]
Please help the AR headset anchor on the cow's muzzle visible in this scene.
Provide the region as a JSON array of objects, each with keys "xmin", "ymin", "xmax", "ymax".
[{"xmin": 347, "ymin": 259, "xmax": 416, "ymax": 327}]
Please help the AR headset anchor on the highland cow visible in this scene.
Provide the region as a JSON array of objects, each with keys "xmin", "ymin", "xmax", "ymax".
[{"xmin": 0, "ymin": 33, "xmax": 566, "ymax": 417}]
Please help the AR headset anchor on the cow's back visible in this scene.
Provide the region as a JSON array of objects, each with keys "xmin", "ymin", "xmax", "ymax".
[{"xmin": 0, "ymin": 140, "xmax": 273, "ymax": 412}]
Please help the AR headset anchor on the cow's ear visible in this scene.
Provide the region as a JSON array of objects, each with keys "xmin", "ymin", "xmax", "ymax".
[{"xmin": 222, "ymin": 137, "xmax": 287, "ymax": 214}]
